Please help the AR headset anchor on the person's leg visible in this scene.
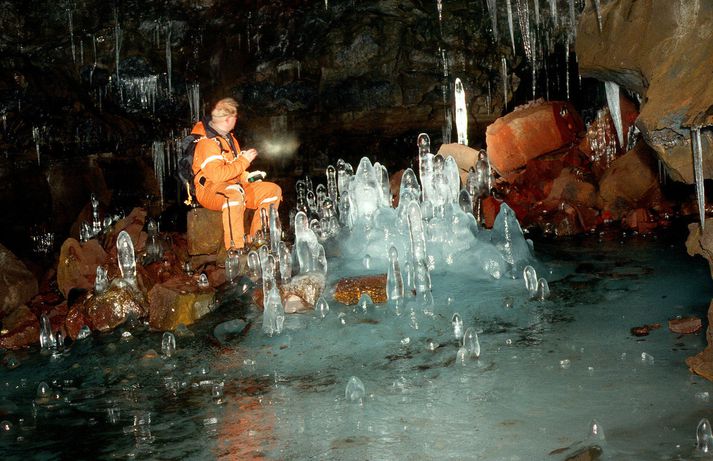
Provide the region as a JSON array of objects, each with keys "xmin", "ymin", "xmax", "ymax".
[
  {"xmin": 243, "ymin": 181, "xmax": 282, "ymax": 238},
  {"xmin": 197, "ymin": 182, "xmax": 246, "ymax": 249}
]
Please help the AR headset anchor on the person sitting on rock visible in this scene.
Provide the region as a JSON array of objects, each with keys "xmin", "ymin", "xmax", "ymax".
[{"xmin": 191, "ymin": 97, "xmax": 282, "ymax": 250}]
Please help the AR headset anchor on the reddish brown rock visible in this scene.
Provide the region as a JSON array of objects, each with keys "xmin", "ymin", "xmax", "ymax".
[
  {"xmin": 187, "ymin": 207, "xmax": 224, "ymax": 256},
  {"xmin": 622, "ymin": 208, "xmax": 658, "ymax": 234},
  {"xmin": 685, "ymin": 219, "xmax": 713, "ymax": 279},
  {"xmin": 333, "ymin": 274, "xmax": 387, "ymax": 305},
  {"xmin": 0, "ymin": 305, "xmax": 40, "ymax": 349},
  {"xmin": 390, "ymin": 169, "xmax": 405, "ymax": 207},
  {"xmin": 147, "ymin": 275, "xmax": 215, "ymax": 331},
  {"xmin": 0, "ymin": 243, "xmax": 39, "ymax": 315},
  {"xmin": 481, "ymin": 196, "xmax": 502, "ymax": 229},
  {"xmin": 85, "ymin": 282, "xmax": 148, "ymax": 332},
  {"xmin": 542, "ymin": 168, "xmax": 600, "ymax": 210},
  {"xmin": 437, "ymin": 143, "xmax": 480, "ymax": 185},
  {"xmin": 687, "ymin": 300, "xmax": 713, "ymax": 382},
  {"xmin": 56, "ymin": 238, "xmax": 108, "ymax": 298},
  {"xmin": 669, "ymin": 316, "xmax": 703, "ymax": 335},
  {"xmin": 485, "ymin": 100, "xmax": 583, "ymax": 175},
  {"xmin": 598, "ymin": 143, "xmax": 662, "ymax": 220}
]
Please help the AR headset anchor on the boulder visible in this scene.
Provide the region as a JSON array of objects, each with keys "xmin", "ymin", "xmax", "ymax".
[
  {"xmin": 147, "ymin": 275, "xmax": 215, "ymax": 331},
  {"xmin": 687, "ymin": 300, "xmax": 713, "ymax": 382},
  {"xmin": 542, "ymin": 168, "xmax": 600, "ymax": 210},
  {"xmin": 669, "ymin": 316, "xmax": 703, "ymax": 335},
  {"xmin": 598, "ymin": 143, "xmax": 662, "ymax": 220},
  {"xmin": 576, "ymin": 0, "xmax": 713, "ymax": 184},
  {"xmin": 685, "ymin": 219, "xmax": 713, "ymax": 279},
  {"xmin": 437, "ymin": 143, "xmax": 480, "ymax": 185},
  {"xmin": 0, "ymin": 305, "xmax": 39, "ymax": 350},
  {"xmin": 333, "ymin": 274, "xmax": 387, "ymax": 305},
  {"xmin": 56, "ymin": 238, "xmax": 108, "ymax": 298},
  {"xmin": 0, "ymin": 243, "xmax": 38, "ymax": 315},
  {"xmin": 485, "ymin": 100, "xmax": 583, "ymax": 175},
  {"xmin": 187, "ymin": 207, "xmax": 224, "ymax": 256},
  {"xmin": 104, "ymin": 207, "xmax": 148, "ymax": 258}
]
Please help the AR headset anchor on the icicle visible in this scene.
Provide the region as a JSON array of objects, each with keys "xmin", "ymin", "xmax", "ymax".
[
  {"xmin": 516, "ymin": 0, "xmax": 532, "ymax": 63},
  {"xmin": 151, "ymin": 141, "xmax": 166, "ymax": 205},
  {"xmin": 188, "ymin": 82, "xmax": 200, "ymax": 123},
  {"xmin": 568, "ymin": 0, "xmax": 576, "ymax": 40},
  {"xmin": 67, "ymin": 7, "xmax": 76, "ymax": 64},
  {"xmin": 501, "ymin": 57, "xmax": 508, "ymax": 111},
  {"xmin": 165, "ymin": 22, "xmax": 172, "ymax": 95},
  {"xmin": 534, "ymin": 0, "xmax": 540, "ymax": 25},
  {"xmin": 564, "ymin": 37, "xmax": 570, "ymax": 100},
  {"xmin": 436, "ymin": 0, "xmax": 443, "ymax": 31},
  {"xmin": 116, "ymin": 230, "xmax": 137, "ymax": 286},
  {"xmin": 593, "ymin": 0, "xmax": 603, "ymax": 33},
  {"xmin": 506, "ymin": 0, "xmax": 516, "ymax": 54},
  {"xmin": 454, "ymin": 78, "xmax": 468, "ymax": 146},
  {"xmin": 324, "ymin": 0, "xmax": 328, "ymax": 10},
  {"xmin": 32, "ymin": 126, "xmax": 40, "ymax": 166},
  {"xmin": 486, "ymin": 0, "xmax": 498, "ymax": 42},
  {"xmin": 549, "ymin": 0, "xmax": 557, "ymax": 27},
  {"xmin": 113, "ymin": 6, "xmax": 122, "ymax": 100},
  {"xmin": 604, "ymin": 81, "xmax": 624, "ymax": 149},
  {"xmin": 692, "ymin": 126, "xmax": 706, "ymax": 230}
]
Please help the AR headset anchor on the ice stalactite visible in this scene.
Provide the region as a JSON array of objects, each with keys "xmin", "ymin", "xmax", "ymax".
[
  {"xmin": 604, "ymin": 81, "xmax": 624, "ymax": 148},
  {"xmin": 501, "ymin": 57, "xmax": 508, "ymax": 110},
  {"xmin": 692, "ymin": 126, "xmax": 706, "ymax": 230},
  {"xmin": 152, "ymin": 141, "xmax": 166, "ymax": 205},
  {"xmin": 486, "ymin": 0, "xmax": 498, "ymax": 42},
  {"xmin": 436, "ymin": 0, "xmax": 443, "ymax": 34},
  {"xmin": 165, "ymin": 22, "xmax": 172, "ymax": 95},
  {"xmin": 564, "ymin": 36, "xmax": 570, "ymax": 100},
  {"xmin": 32, "ymin": 126, "xmax": 40, "ymax": 166},
  {"xmin": 114, "ymin": 7, "xmax": 122, "ymax": 100},
  {"xmin": 506, "ymin": 0, "xmax": 516, "ymax": 54},
  {"xmin": 440, "ymin": 48, "xmax": 451, "ymax": 143},
  {"xmin": 67, "ymin": 7, "xmax": 76, "ymax": 64},
  {"xmin": 533, "ymin": 0, "xmax": 540, "ymax": 25},
  {"xmin": 568, "ymin": 0, "xmax": 576, "ymax": 40},
  {"xmin": 122, "ymin": 76, "xmax": 158, "ymax": 112},
  {"xmin": 454, "ymin": 78, "xmax": 468, "ymax": 146},
  {"xmin": 188, "ymin": 82, "xmax": 200, "ymax": 123},
  {"xmin": 549, "ymin": 0, "xmax": 557, "ymax": 27}
]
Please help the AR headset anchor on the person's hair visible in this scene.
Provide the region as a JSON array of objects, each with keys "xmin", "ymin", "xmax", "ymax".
[{"xmin": 211, "ymin": 98, "xmax": 239, "ymax": 119}]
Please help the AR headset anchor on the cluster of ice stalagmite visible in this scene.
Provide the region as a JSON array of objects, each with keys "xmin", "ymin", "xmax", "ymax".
[{"xmin": 297, "ymin": 133, "xmax": 536, "ymax": 284}]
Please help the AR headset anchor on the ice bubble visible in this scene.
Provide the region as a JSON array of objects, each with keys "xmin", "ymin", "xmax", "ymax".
[
  {"xmin": 36, "ymin": 382, "xmax": 50, "ymax": 401},
  {"xmin": 345, "ymin": 376, "xmax": 366, "ymax": 404},
  {"xmin": 161, "ymin": 332, "xmax": 176, "ymax": 358},
  {"xmin": 315, "ymin": 296, "xmax": 330, "ymax": 319},
  {"xmin": 462, "ymin": 327, "xmax": 480, "ymax": 358},
  {"xmin": 697, "ymin": 418, "xmax": 713, "ymax": 453},
  {"xmin": 452, "ymin": 313, "xmax": 464, "ymax": 340},
  {"xmin": 1, "ymin": 420, "xmax": 12, "ymax": 431}
]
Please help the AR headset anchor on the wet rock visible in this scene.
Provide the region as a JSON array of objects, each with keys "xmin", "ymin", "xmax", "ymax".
[
  {"xmin": 187, "ymin": 208, "xmax": 224, "ymax": 256},
  {"xmin": 621, "ymin": 209, "xmax": 657, "ymax": 234},
  {"xmin": 333, "ymin": 274, "xmax": 387, "ymax": 305},
  {"xmin": 280, "ymin": 273, "xmax": 327, "ymax": 313},
  {"xmin": 669, "ymin": 316, "xmax": 703, "ymax": 335},
  {"xmin": 56, "ymin": 238, "xmax": 108, "ymax": 298},
  {"xmin": 0, "ymin": 305, "xmax": 39, "ymax": 350},
  {"xmin": 543, "ymin": 168, "xmax": 600, "ymax": 211},
  {"xmin": 598, "ymin": 143, "xmax": 662, "ymax": 220},
  {"xmin": 0, "ymin": 243, "xmax": 38, "ymax": 315},
  {"xmin": 104, "ymin": 207, "xmax": 148, "ymax": 258},
  {"xmin": 147, "ymin": 275, "xmax": 215, "ymax": 331},
  {"xmin": 686, "ymin": 300, "xmax": 713, "ymax": 381},
  {"xmin": 85, "ymin": 281, "xmax": 148, "ymax": 332},
  {"xmin": 485, "ymin": 100, "xmax": 583, "ymax": 175}
]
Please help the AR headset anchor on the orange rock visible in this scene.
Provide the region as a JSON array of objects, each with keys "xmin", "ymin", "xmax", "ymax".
[
  {"xmin": 333, "ymin": 274, "xmax": 387, "ymax": 305},
  {"xmin": 56, "ymin": 238, "xmax": 108, "ymax": 298},
  {"xmin": 486, "ymin": 100, "xmax": 583, "ymax": 175},
  {"xmin": 0, "ymin": 305, "xmax": 40, "ymax": 349},
  {"xmin": 669, "ymin": 316, "xmax": 703, "ymax": 334},
  {"xmin": 147, "ymin": 276, "xmax": 214, "ymax": 331}
]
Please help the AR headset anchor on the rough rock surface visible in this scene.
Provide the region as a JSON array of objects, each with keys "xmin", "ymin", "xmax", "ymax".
[
  {"xmin": 0, "ymin": 305, "xmax": 39, "ymax": 350},
  {"xmin": 280, "ymin": 273, "xmax": 327, "ymax": 313},
  {"xmin": 56, "ymin": 238, "xmax": 107, "ymax": 298},
  {"xmin": 333, "ymin": 274, "xmax": 387, "ymax": 305},
  {"xmin": 686, "ymin": 300, "xmax": 713, "ymax": 382},
  {"xmin": 187, "ymin": 208, "xmax": 224, "ymax": 256},
  {"xmin": 686, "ymin": 219, "xmax": 713, "ymax": 279},
  {"xmin": 147, "ymin": 276, "xmax": 215, "ymax": 331}
]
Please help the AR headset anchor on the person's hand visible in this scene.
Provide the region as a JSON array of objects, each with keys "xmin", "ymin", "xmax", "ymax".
[{"xmin": 242, "ymin": 148, "xmax": 258, "ymax": 162}]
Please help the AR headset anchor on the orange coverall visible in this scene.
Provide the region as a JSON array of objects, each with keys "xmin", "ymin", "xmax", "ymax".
[{"xmin": 191, "ymin": 121, "xmax": 282, "ymax": 249}]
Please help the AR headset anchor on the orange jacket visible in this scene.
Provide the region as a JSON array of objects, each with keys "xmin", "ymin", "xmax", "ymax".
[{"xmin": 190, "ymin": 121, "xmax": 252, "ymax": 188}]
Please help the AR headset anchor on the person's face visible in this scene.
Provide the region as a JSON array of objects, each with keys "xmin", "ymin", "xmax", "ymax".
[{"xmin": 226, "ymin": 113, "xmax": 238, "ymax": 130}]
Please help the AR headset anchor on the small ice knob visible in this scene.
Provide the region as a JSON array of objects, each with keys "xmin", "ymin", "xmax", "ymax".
[
  {"xmin": 452, "ymin": 313, "xmax": 464, "ymax": 340},
  {"xmin": 161, "ymin": 332, "xmax": 176, "ymax": 357},
  {"xmin": 462, "ymin": 327, "xmax": 480, "ymax": 359},
  {"xmin": 315, "ymin": 296, "xmax": 330, "ymax": 319},
  {"xmin": 697, "ymin": 418, "xmax": 713, "ymax": 453},
  {"xmin": 345, "ymin": 376, "xmax": 365, "ymax": 404}
]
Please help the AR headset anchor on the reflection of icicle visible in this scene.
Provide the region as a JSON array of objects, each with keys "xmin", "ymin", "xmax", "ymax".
[
  {"xmin": 165, "ymin": 22, "xmax": 172, "ymax": 95},
  {"xmin": 501, "ymin": 57, "xmax": 508, "ymax": 111},
  {"xmin": 605, "ymin": 81, "xmax": 623, "ymax": 148},
  {"xmin": 692, "ymin": 127, "xmax": 706, "ymax": 230},
  {"xmin": 506, "ymin": 0, "xmax": 516, "ymax": 53},
  {"xmin": 454, "ymin": 78, "xmax": 468, "ymax": 146},
  {"xmin": 486, "ymin": 0, "xmax": 498, "ymax": 42},
  {"xmin": 593, "ymin": 0, "xmax": 603, "ymax": 32}
]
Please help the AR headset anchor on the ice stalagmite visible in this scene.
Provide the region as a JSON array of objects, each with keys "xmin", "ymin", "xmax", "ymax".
[
  {"xmin": 386, "ymin": 246, "xmax": 404, "ymax": 303},
  {"xmin": 454, "ymin": 78, "xmax": 468, "ymax": 146},
  {"xmin": 692, "ymin": 127, "xmax": 706, "ymax": 230},
  {"xmin": 117, "ymin": 230, "xmax": 137, "ymax": 287},
  {"xmin": 605, "ymin": 81, "xmax": 624, "ymax": 149},
  {"xmin": 697, "ymin": 418, "xmax": 713, "ymax": 453},
  {"xmin": 506, "ymin": 0, "xmax": 516, "ymax": 54},
  {"xmin": 262, "ymin": 254, "xmax": 285, "ymax": 336}
]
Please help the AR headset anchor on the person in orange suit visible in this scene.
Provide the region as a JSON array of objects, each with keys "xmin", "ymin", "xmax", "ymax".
[{"xmin": 191, "ymin": 97, "xmax": 282, "ymax": 250}]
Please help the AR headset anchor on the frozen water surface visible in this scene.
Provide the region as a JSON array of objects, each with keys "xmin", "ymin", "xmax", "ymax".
[{"xmin": 2, "ymin": 232, "xmax": 713, "ymax": 460}]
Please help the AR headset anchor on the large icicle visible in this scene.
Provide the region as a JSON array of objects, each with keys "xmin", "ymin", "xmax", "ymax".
[
  {"xmin": 486, "ymin": 0, "xmax": 498, "ymax": 42},
  {"xmin": 501, "ymin": 57, "xmax": 508, "ymax": 110},
  {"xmin": 67, "ymin": 7, "xmax": 76, "ymax": 63},
  {"xmin": 604, "ymin": 81, "xmax": 624, "ymax": 149},
  {"xmin": 454, "ymin": 78, "xmax": 468, "ymax": 146},
  {"xmin": 506, "ymin": 0, "xmax": 516, "ymax": 54},
  {"xmin": 692, "ymin": 127, "xmax": 706, "ymax": 230},
  {"xmin": 165, "ymin": 22, "xmax": 172, "ymax": 95}
]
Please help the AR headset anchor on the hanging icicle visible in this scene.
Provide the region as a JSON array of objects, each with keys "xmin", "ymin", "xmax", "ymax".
[
  {"xmin": 692, "ymin": 127, "xmax": 706, "ymax": 230},
  {"xmin": 501, "ymin": 56, "xmax": 508, "ymax": 111},
  {"xmin": 506, "ymin": 0, "xmax": 516, "ymax": 54},
  {"xmin": 454, "ymin": 78, "xmax": 468, "ymax": 146},
  {"xmin": 486, "ymin": 0, "xmax": 498, "ymax": 42},
  {"xmin": 67, "ymin": 7, "xmax": 76, "ymax": 64},
  {"xmin": 165, "ymin": 21, "xmax": 172, "ymax": 95},
  {"xmin": 604, "ymin": 81, "xmax": 624, "ymax": 149}
]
